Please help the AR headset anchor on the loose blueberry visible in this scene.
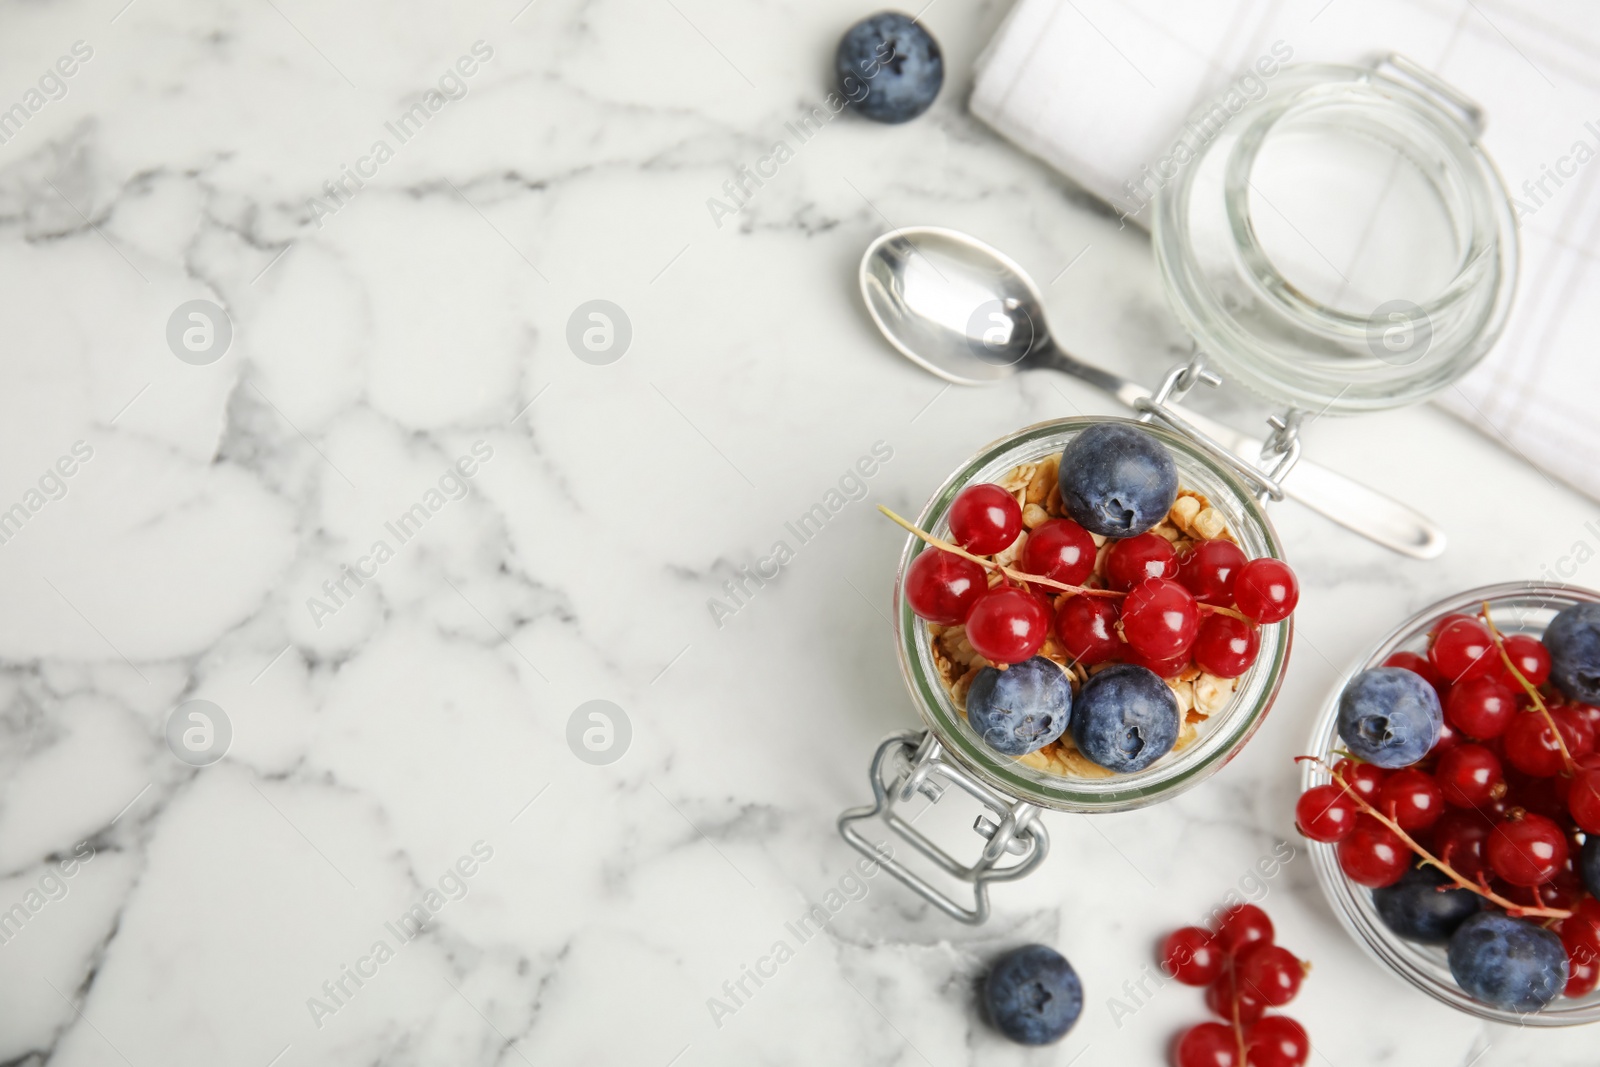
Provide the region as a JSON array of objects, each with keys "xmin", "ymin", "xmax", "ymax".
[
  {"xmin": 1057, "ymin": 423, "xmax": 1179, "ymax": 538},
  {"xmin": 1447, "ymin": 912, "xmax": 1567, "ymax": 1012},
  {"xmin": 1069, "ymin": 663, "xmax": 1179, "ymax": 773},
  {"xmin": 1371, "ymin": 863, "xmax": 1482, "ymax": 943},
  {"xmin": 1336, "ymin": 667, "xmax": 1443, "ymax": 769},
  {"xmin": 983, "ymin": 944, "xmax": 1083, "ymax": 1045},
  {"xmin": 1544, "ymin": 602, "xmax": 1600, "ymax": 704},
  {"xmin": 835, "ymin": 12, "xmax": 944, "ymax": 124},
  {"xmin": 966, "ymin": 656, "xmax": 1072, "ymax": 757},
  {"xmin": 1582, "ymin": 835, "xmax": 1600, "ymax": 900}
]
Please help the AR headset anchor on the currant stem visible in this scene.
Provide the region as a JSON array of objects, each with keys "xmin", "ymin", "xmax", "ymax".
[
  {"xmin": 1481, "ymin": 602, "xmax": 1577, "ymax": 776},
  {"xmin": 877, "ymin": 505, "xmax": 1252, "ymax": 620},
  {"xmin": 878, "ymin": 505, "xmax": 1119, "ymax": 598},
  {"xmin": 1298, "ymin": 756, "xmax": 1572, "ymax": 920}
]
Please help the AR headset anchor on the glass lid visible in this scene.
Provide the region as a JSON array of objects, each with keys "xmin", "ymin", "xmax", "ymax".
[{"xmin": 1152, "ymin": 57, "xmax": 1519, "ymax": 415}]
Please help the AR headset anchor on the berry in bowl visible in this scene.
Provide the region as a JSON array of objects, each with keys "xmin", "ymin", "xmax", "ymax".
[
  {"xmin": 888, "ymin": 416, "xmax": 1294, "ymax": 811},
  {"xmin": 1300, "ymin": 584, "xmax": 1600, "ymax": 1024}
]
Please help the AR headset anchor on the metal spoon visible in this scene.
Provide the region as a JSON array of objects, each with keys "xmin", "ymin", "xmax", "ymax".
[{"xmin": 859, "ymin": 226, "xmax": 1446, "ymax": 560}]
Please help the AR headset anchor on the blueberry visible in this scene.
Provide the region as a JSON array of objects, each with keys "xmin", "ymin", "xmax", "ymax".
[
  {"xmin": 966, "ymin": 657, "xmax": 1071, "ymax": 757},
  {"xmin": 1336, "ymin": 667, "xmax": 1442, "ymax": 769},
  {"xmin": 1069, "ymin": 663, "xmax": 1179, "ymax": 773},
  {"xmin": 1544, "ymin": 602, "xmax": 1600, "ymax": 704},
  {"xmin": 983, "ymin": 944, "xmax": 1083, "ymax": 1045},
  {"xmin": 1057, "ymin": 424, "xmax": 1179, "ymax": 538},
  {"xmin": 835, "ymin": 12, "xmax": 943, "ymax": 124},
  {"xmin": 1447, "ymin": 911, "xmax": 1567, "ymax": 1012},
  {"xmin": 1582, "ymin": 835, "xmax": 1600, "ymax": 900},
  {"xmin": 1371, "ymin": 863, "xmax": 1481, "ymax": 944}
]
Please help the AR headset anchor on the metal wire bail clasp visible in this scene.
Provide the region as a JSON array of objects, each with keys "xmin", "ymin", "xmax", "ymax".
[
  {"xmin": 837, "ymin": 730, "xmax": 1049, "ymax": 924},
  {"xmin": 1133, "ymin": 351, "xmax": 1304, "ymax": 505}
]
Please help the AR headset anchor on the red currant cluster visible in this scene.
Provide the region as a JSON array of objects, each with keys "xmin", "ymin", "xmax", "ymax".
[
  {"xmin": 903, "ymin": 481, "xmax": 1298, "ymax": 674},
  {"xmin": 1163, "ymin": 904, "xmax": 1310, "ymax": 1067},
  {"xmin": 1296, "ymin": 609, "xmax": 1600, "ymax": 999}
]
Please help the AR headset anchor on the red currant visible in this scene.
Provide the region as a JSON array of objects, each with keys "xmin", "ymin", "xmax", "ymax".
[
  {"xmin": 1205, "ymin": 971, "xmax": 1265, "ymax": 1025},
  {"xmin": 1384, "ymin": 650, "xmax": 1445, "ymax": 694},
  {"xmin": 1020, "ymin": 518, "xmax": 1095, "ymax": 589},
  {"xmin": 1236, "ymin": 943, "xmax": 1303, "ymax": 1007},
  {"xmin": 1192, "ymin": 614, "xmax": 1260, "ymax": 678},
  {"xmin": 1557, "ymin": 706, "xmax": 1598, "ymax": 758},
  {"xmin": 1233, "ymin": 558, "xmax": 1298, "ymax": 623},
  {"xmin": 1106, "ymin": 532, "xmax": 1178, "ymax": 591},
  {"xmin": 1476, "ymin": 793, "xmax": 1512, "ymax": 822},
  {"xmin": 1497, "ymin": 633, "xmax": 1551, "ymax": 687},
  {"xmin": 1122, "ymin": 578, "xmax": 1200, "ymax": 660},
  {"xmin": 1572, "ymin": 898, "xmax": 1600, "ymax": 938},
  {"xmin": 1487, "ymin": 812, "xmax": 1569, "ymax": 886},
  {"xmin": 1503, "ymin": 711, "xmax": 1583, "ymax": 777},
  {"xmin": 1333, "ymin": 758, "xmax": 1386, "ymax": 801},
  {"xmin": 1055, "ymin": 596, "xmax": 1121, "ymax": 666},
  {"xmin": 1214, "ymin": 903, "xmax": 1274, "ymax": 954},
  {"xmin": 1174, "ymin": 1022, "xmax": 1239, "ymax": 1067},
  {"xmin": 904, "ymin": 549, "xmax": 986, "ymax": 625},
  {"xmin": 964, "ymin": 586, "xmax": 1049, "ymax": 665},
  {"xmin": 947, "ymin": 484, "xmax": 1021, "ymax": 555},
  {"xmin": 1429, "ymin": 618, "xmax": 1497, "ymax": 683},
  {"xmin": 1435, "ymin": 744, "xmax": 1504, "ymax": 808},
  {"xmin": 1296, "ymin": 784, "xmax": 1358, "ymax": 842},
  {"xmin": 1244, "ymin": 1016, "xmax": 1310, "ymax": 1067},
  {"xmin": 1504, "ymin": 767, "xmax": 1569, "ymax": 822},
  {"xmin": 1377, "ymin": 768, "xmax": 1444, "ymax": 831},
  {"xmin": 1568, "ymin": 704, "xmax": 1600, "ymax": 738},
  {"xmin": 1337, "ymin": 815, "xmax": 1410, "ymax": 887},
  {"xmin": 1555, "ymin": 752, "xmax": 1600, "ymax": 801},
  {"xmin": 1432, "ymin": 717, "xmax": 1463, "ymax": 757},
  {"xmin": 1433, "ymin": 809, "xmax": 1493, "ymax": 882},
  {"xmin": 1509, "ymin": 869, "xmax": 1583, "ymax": 911},
  {"xmin": 1563, "ymin": 921, "xmax": 1600, "ymax": 998},
  {"xmin": 1550, "ymin": 873, "xmax": 1585, "ymax": 911},
  {"xmin": 1444, "ymin": 678, "xmax": 1516, "ymax": 740},
  {"xmin": 1566, "ymin": 901, "xmax": 1600, "ymax": 960},
  {"xmin": 1162, "ymin": 926, "xmax": 1225, "ymax": 986},
  {"xmin": 1177, "ymin": 539, "xmax": 1248, "ymax": 606},
  {"xmin": 1127, "ymin": 649, "xmax": 1193, "ymax": 679},
  {"xmin": 1567, "ymin": 767, "xmax": 1600, "ymax": 833}
]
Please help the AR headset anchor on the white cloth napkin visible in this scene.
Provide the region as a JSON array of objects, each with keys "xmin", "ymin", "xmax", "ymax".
[{"xmin": 972, "ymin": 0, "xmax": 1600, "ymax": 502}]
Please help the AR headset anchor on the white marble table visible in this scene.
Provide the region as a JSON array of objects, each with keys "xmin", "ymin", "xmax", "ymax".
[{"xmin": 1, "ymin": 1, "xmax": 1597, "ymax": 1064}]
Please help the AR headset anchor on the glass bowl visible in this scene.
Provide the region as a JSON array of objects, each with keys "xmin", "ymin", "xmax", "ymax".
[
  {"xmin": 1303, "ymin": 582, "xmax": 1600, "ymax": 1026},
  {"xmin": 893, "ymin": 416, "xmax": 1291, "ymax": 813}
]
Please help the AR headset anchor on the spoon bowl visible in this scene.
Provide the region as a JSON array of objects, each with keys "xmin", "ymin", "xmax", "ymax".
[{"xmin": 860, "ymin": 227, "xmax": 1047, "ymax": 385}]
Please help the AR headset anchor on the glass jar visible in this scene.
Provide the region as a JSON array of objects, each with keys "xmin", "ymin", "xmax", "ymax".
[
  {"xmin": 1153, "ymin": 57, "xmax": 1518, "ymax": 414},
  {"xmin": 1302, "ymin": 583, "xmax": 1600, "ymax": 1026},
  {"xmin": 839, "ymin": 416, "xmax": 1290, "ymax": 922},
  {"xmin": 897, "ymin": 417, "xmax": 1289, "ymax": 811}
]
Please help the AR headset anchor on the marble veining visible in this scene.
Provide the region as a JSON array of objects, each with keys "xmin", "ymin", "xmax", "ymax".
[{"xmin": 0, "ymin": 0, "xmax": 1597, "ymax": 1065}]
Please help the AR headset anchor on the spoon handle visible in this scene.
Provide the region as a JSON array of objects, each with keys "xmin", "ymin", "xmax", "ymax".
[{"xmin": 1026, "ymin": 342, "xmax": 1447, "ymax": 559}]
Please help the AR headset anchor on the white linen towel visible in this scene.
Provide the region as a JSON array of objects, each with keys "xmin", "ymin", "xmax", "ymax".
[{"xmin": 971, "ymin": 0, "xmax": 1600, "ymax": 502}]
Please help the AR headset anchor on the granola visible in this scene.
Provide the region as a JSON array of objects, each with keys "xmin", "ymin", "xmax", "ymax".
[{"xmin": 929, "ymin": 452, "xmax": 1241, "ymax": 778}]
